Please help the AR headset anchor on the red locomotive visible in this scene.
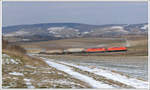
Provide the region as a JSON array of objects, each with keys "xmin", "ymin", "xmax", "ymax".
[
  {"xmin": 85, "ymin": 48, "xmax": 106, "ymax": 53},
  {"xmin": 84, "ymin": 47, "xmax": 127, "ymax": 53},
  {"xmin": 107, "ymin": 47, "xmax": 127, "ymax": 52}
]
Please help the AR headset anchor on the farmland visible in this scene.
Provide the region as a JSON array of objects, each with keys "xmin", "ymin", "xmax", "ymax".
[
  {"xmin": 18, "ymin": 35, "xmax": 148, "ymax": 56},
  {"xmin": 2, "ymin": 35, "xmax": 148, "ymax": 88},
  {"xmin": 2, "ymin": 2, "xmax": 148, "ymax": 88}
]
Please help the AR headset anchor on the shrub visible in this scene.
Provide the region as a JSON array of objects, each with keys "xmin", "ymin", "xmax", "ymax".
[
  {"xmin": 2, "ymin": 39, "xmax": 26, "ymax": 54},
  {"xmin": 2, "ymin": 39, "xmax": 9, "ymax": 49}
]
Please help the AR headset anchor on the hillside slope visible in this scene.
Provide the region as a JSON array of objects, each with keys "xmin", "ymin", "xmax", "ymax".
[{"xmin": 3, "ymin": 23, "xmax": 148, "ymax": 42}]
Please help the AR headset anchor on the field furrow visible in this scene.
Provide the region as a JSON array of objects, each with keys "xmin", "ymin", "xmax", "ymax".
[
  {"xmin": 38, "ymin": 55, "xmax": 148, "ymax": 89},
  {"xmin": 40, "ymin": 57, "xmax": 114, "ymax": 88}
]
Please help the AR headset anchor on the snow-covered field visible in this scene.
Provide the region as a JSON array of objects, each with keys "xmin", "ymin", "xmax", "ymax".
[
  {"xmin": 2, "ymin": 54, "xmax": 92, "ymax": 88},
  {"xmin": 3, "ymin": 54, "xmax": 148, "ymax": 89},
  {"xmin": 38, "ymin": 55, "xmax": 148, "ymax": 89},
  {"xmin": 58, "ymin": 61, "xmax": 148, "ymax": 88},
  {"xmin": 41, "ymin": 57, "xmax": 113, "ymax": 88}
]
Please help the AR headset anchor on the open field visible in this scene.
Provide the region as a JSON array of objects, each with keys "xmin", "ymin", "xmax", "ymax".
[
  {"xmin": 2, "ymin": 50, "xmax": 91, "ymax": 88},
  {"xmin": 2, "ymin": 2, "xmax": 148, "ymax": 88},
  {"xmin": 33, "ymin": 54, "xmax": 148, "ymax": 80},
  {"xmin": 18, "ymin": 35, "xmax": 148, "ymax": 56},
  {"xmin": 2, "ymin": 40, "xmax": 91, "ymax": 88},
  {"xmin": 2, "ymin": 35, "xmax": 148, "ymax": 88},
  {"xmin": 30, "ymin": 53, "xmax": 148, "ymax": 88}
]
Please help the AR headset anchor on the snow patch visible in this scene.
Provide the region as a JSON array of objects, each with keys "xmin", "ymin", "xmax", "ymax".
[
  {"xmin": 41, "ymin": 57, "xmax": 113, "ymax": 88},
  {"xmin": 2, "ymin": 54, "xmax": 21, "ymax": 64},
  {"xmin": 83, "ymin": 32, "xmax": 89, "ymax": 34},
  {"xmin": 47, "ymin": 27, "xmax": 79, "ymax": 38},
  {"xmin": 141, "ymin": 25, "xmax": 148, "ymax": 29},
  {"xmin": 10, "ymin": 59, "xmax": 19, "ymax": 64},
  {"xmin": 4, "ymin": 31, "xmax": 29, "ymax": 37},
  {"xmin": 9, "ymin": 72, "xmax": 24, "ymax": 76},
  {"xmin": 42, "ymin": 79, "xmax": 76, "ymax": 86},
  {"xmin": 25, "ymin": 65, "xmax": 37, "ymax": 69},
  {"xmin": 59, "ymin": 61, "xmax": 148, "ymax": 88},
  {"xmin": 111, "ymin": 26, "xmax": 123, "ymax": 29},
  {"xmin": 24, "ymin": 78, "xmax": 35, "ymax": 88},
  {"xmin": 48, "ymin": 27, "xmax": 65, "ymax": 30}
]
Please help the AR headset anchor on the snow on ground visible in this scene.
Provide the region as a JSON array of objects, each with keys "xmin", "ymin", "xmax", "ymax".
[
  {"xmin": 10, "ymin": 58, "xmax": 19, "ymax": 64},
  {"xmin": 24, "ymin": 78, "xmax": 35, "ymax": 89},
  {"xmin": 59, "ymin": 61, "xmax": 148, "ymax": 88},
  {"xmin": 9, "ymin": 72, "xmax": 24, "ymax": 76},
  {"xmin": 51, "ymin": 79, "xmax": 75, "ymax": 85},
  {"xmin": 40, "ymin": 57, "xmax": 114, "ymax": 88},
  {"xmin": 111, "ymin": 26, "xmax": 124, "ymax": 29},
  {"xmin": 24, "ymin": 65, "xmax": 37, "ymax": 69},
  {"xmin": 41, "ymin": 79, "xmax": 79, "ymax": 87},
  {"xmin": 2, "ymin": 54, "xmax": 21, "ymax": 64},
  {"xmin": 141, "ymin": 25, "xmax": 148, "ymax": 30},
  {"xmin": 2, "ymin": 86, "xmax": 11, "ymax": 89},
  {"xmin": 4, "ymin": 31, "xmax": 29, "ymax": 37}
]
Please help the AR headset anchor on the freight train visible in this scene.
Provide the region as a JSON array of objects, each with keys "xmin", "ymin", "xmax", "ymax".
[
  {"xmin": 41, "ymin": 47, "xmax": 127, "ymax": 54},
  {"xmin": 85, "ymin": 47, "xmax": 127, "ymax": 53}
]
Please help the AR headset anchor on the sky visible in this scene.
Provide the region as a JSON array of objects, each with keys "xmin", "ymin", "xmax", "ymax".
[{"xmin": 3, "ymin": 2, "xmax": 148, "ymax": 27}]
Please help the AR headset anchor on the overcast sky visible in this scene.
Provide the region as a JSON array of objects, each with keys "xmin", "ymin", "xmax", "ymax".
[{"xmin": 3, "ymin": 2, "xmax": 148, "ymax": 27}]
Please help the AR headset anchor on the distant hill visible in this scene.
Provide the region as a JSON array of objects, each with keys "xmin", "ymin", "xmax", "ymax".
[{"xmin": 3, "ymin": 23, "xmax": 148, "ymax": 42}]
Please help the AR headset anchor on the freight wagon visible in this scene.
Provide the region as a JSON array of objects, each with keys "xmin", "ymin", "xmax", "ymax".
[
  {"xmin": 64, "ymin": 48, "xmax": 85, "ymax": 54},
  {"xmin": 39, "ymin": 47, "xmax": 127, "ymax": 54},
  {"xmin": 45, "ymin": 50, "xmax": 64, "ymax": 54},
  {"xmin": 84, "ymin": 48, "xmax": 106, "ymax": 53}
]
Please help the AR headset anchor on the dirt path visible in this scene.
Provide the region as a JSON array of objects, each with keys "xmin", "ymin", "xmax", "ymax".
[{"xmin": 41, "ymin": 57, "xmax": 114, "ymax": 88}]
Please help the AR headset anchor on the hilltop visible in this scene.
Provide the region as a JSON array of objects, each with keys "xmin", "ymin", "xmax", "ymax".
[{"xmin": 3, "ymin": 23, "xmax": 148, "ymax": 42}]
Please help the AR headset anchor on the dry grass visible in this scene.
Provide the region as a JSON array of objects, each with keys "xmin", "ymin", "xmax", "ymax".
[
  {"xmin": 2, "ymin": 41, "xmax": 91, "ymax": 88},
  {"xmin": 18, "ymin": 35, "xmax": 148, "ymax": 56},
  {"xmin": 2, "ymin": 50, "xmax": 91, "ymax": 88},
  {"xmin": 2, "ymin": 49, "xmax": 49, "ymax": 67},
  {"xmin": 26, "ymin": 49, "xmax": 42, "ymax": 54},
  {"xmin": 19, "ymin": 37, "xmax": 126, "ymax": 50},
  {"xmin": 2, "ymin": 39, "xmax": 49, "ymax": 67}
]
